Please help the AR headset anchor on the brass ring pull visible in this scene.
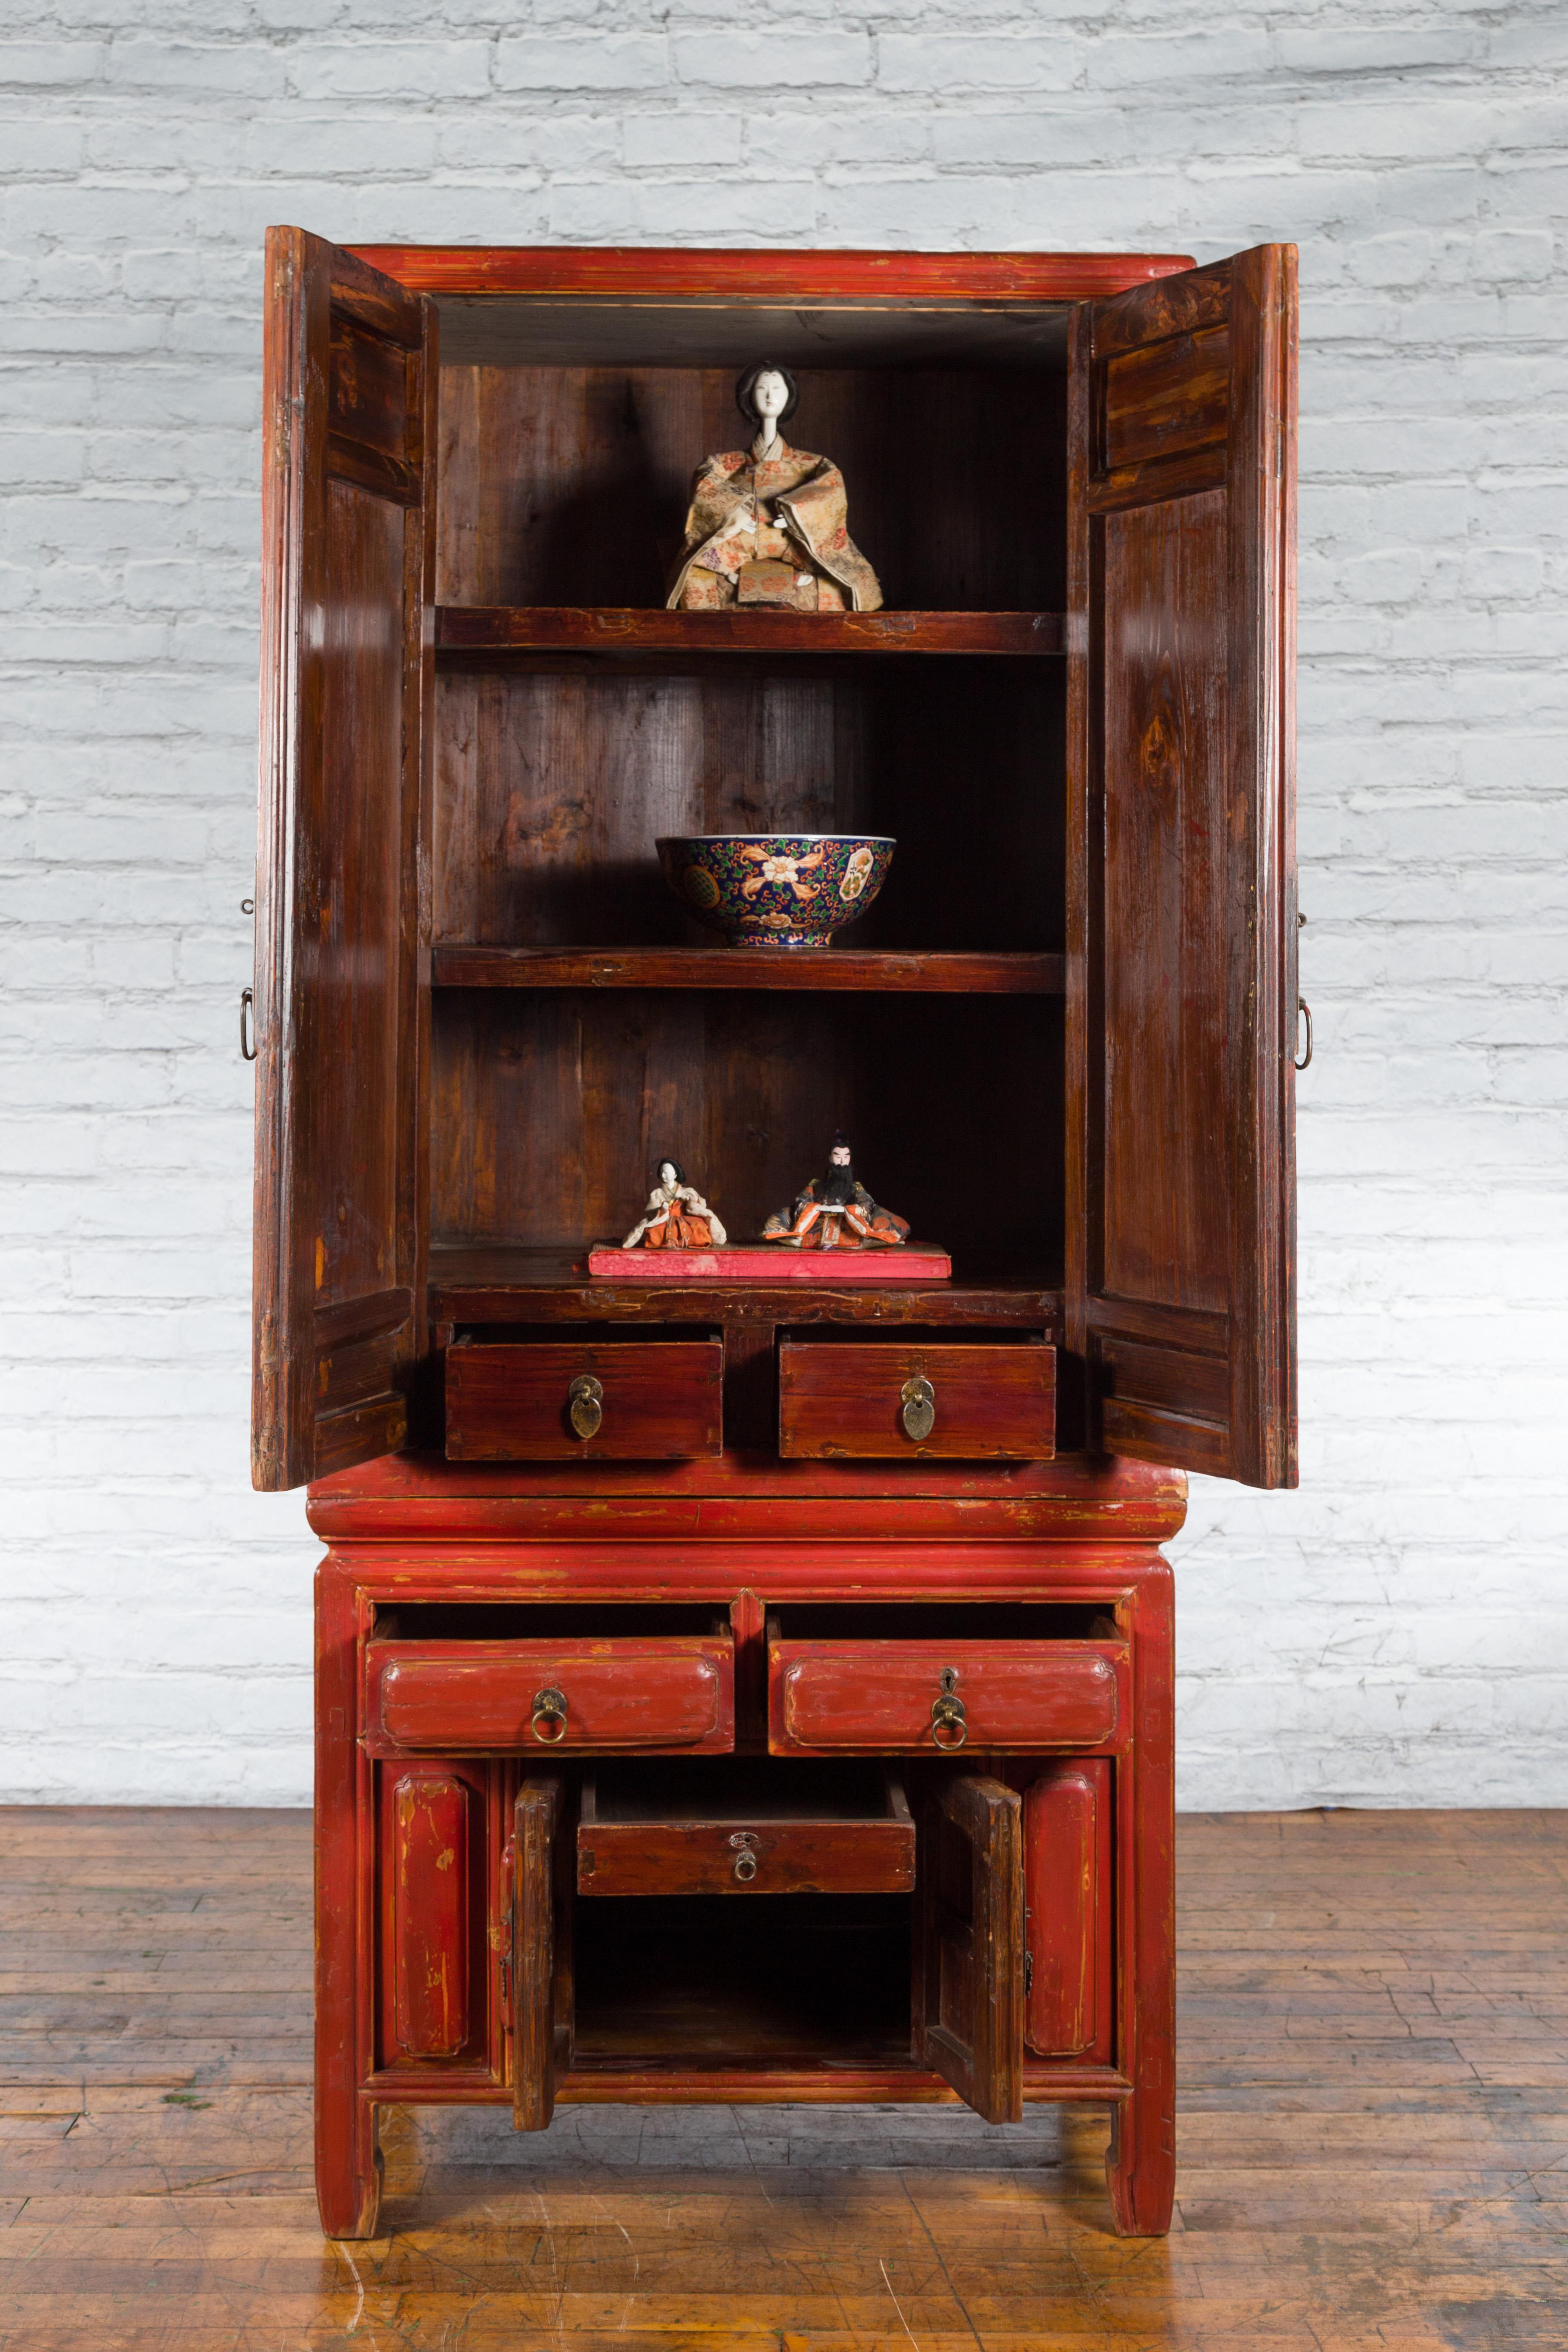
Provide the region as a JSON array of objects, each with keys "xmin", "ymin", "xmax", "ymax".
[
  {"xmin": 530, "ymin": 1685, "xmax": 568, "ymax": 1743},
  {"xmin": 567, "ymin": 1373, "xmax": 603, "ymax": 1439},
  {"xmin": 239, "ymin": 986, "xmax": 257, "ymax": 1062},
  {"xmin": 931, "ymin": 1668, "xmax": 967, "ymax": 1750},
  {"xmin": 729, "ymin": 1831, "xmax": 760, "ymax": 1884},
  {"xmin": 900, "ymin": 1373, "xmax": 935, "ymax": 1442},
  {"xmin": 1295, "ymin": 998, "xmax": 1313, "ymax": 1071}
]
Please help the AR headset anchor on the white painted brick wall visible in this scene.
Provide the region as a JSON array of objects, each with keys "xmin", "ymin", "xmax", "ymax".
[{"xmin": 2, "ymin": 3, "xmax": 1565, "ymax": 1808}]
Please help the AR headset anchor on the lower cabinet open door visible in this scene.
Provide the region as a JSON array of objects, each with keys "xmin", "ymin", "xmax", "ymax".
[
  {"xmin": 917, "ymin": 1775, "xmax": 1025, "ymax": 2124},
  {"xmin": 506, "ymin": 1776, "xmax": 571, "ymax": 2129}
]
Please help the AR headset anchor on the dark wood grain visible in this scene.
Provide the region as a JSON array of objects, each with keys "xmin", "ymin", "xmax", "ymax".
[
  {"xmin": 430, "ymin": 992, "xmax": 1061, "ymax": 1272},
  {"xmin": 353, "ymin": 244, "xmax": 1197, "ymax": 300},
  {"xmin": 767, "ymin": 1639, "xmax": 1124, "ymax": 1755},
  {"xmin": 778, "ymin": 1339, "xmax": 1057, "ymax": 1461},
  {"xmin": 367, "ymin": 1637, "xmax": 736, "ymax": 1755},
  {"xmin": 435, "ymin": 364, "xmax": 1065, "ymax": 616},
  {"xmin": 511, "ymin": 1776, "xmax": 561, "ymax": 2131},
  {"xmin": 252, "ymin": 228, "xmax": 434, "ymax": 1491},
  {"xmin": 432, "ymin": 653, "xmax": 1062, "ymax": 954},
  {"xmin": 433, "ymin": 945, "xmax": 1064, "ymax": 993},
  {"xmin": 438, "ymin": 606, "xmax": 1066, "ymax": 657},
  {"xmin": 918, "ymin": 1774, "xmax": 1026, "ymax": 2126},
  {"xmin": 1066, "ymin": 244, "xmax": 1298, "ymax": 1491},
  {"xmin": 427, "ymin": 1243, "xmax": 1063, "ymax": 1330},
  {"xmin": 445, "ymin": 1337, "xmax": 723, "ymax": 1461}
]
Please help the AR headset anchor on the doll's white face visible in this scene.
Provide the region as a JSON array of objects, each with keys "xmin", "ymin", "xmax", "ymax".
[
  {"xmin": 830, "ymin": 1145, "xmax": 851, "ymax": 1169},
  {"xmin": 752, "ymin": 370, "xmax": 790, "ymax": 423},
  {"xmin": 658, "ymin": 1161, "xmax": 679, "ymax": 1188}
]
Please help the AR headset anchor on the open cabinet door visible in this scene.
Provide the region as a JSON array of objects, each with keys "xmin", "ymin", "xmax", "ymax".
[
  {"xmin": 1066, "ymin": 245, "xmax": 1298, "ymax": 1488},
  {"xmin": 917, "ymin": 1776, "xmax": 1024, "ymax": 2125},
  {"xmin": 510, "ymin": 1776, "xmax": 566, "ymax": 2131},
  {"xmin": 251, "ymin": 228, "xmax": 435, "ymax": 1490}
]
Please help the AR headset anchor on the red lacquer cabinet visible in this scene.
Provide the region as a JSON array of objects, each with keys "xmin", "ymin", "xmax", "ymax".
[{"xmin": 251, "ymin": 235, "xmax": 1298, "ymax": 2240}]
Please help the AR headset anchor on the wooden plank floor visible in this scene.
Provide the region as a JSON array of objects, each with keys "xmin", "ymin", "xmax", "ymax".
[{"xmin": 1, "ymin": 1808, "xmax": 1565, "ymax": 2349}]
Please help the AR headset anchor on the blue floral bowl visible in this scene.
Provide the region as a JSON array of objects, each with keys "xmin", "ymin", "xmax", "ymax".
[{"xmin": 656, "ymin": 834, "xmax": 896, "ymax": 948}]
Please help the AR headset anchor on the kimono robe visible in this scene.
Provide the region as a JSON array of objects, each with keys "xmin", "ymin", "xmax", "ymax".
[
  {"xmin": 762, "ymin": 1176, "xmax": 909, "ymax": 1251},
  {"xmin": 622, "ymin": 1181, "xmax": 727, "ymax": 1251},
  {"xmin": 668, "ymin": 436, "xmax": 883, "ymax": 615}
]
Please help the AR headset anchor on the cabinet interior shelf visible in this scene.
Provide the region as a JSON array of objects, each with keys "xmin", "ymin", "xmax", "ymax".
[
  {"xmin": 435, "ymin": 606, "xmax": 1066, "ymax": 662},
  {"xmin": 428, "ymin": 1243, "xmax": 1063, "ymax": 1328},
  {"xmin": 432, "ymin": 946, "xmax": 1066, "ymax": 995}
]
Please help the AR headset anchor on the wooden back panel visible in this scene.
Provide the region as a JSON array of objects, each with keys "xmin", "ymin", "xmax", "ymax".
[{"xmin": 436, "ymin": 363, "xmax": 1065, "ymax": 616}]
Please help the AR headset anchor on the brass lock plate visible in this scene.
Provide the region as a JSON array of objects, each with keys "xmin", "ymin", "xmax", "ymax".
[
  {"xmin": 900, "ymin": 1373, "xmax": 935, "ymax": 1442},
  {"xmin": 567, "ymin": 1372, "xmax": 603, "ymax": 1439}
]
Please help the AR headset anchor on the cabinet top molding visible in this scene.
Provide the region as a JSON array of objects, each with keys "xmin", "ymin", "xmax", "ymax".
[{"xmin": 346, "ymin": 246, "xmax": 1197, "ymax": 303}]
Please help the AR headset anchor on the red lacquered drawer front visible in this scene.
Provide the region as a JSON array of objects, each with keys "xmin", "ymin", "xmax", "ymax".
[
  {"xmin": 768, "ymin": 1641, "xmax": 1124, "ymax": 1755},
  {"xmin": 368, "ymin": 1638, "xmax": 734, "ymax": 1754}
]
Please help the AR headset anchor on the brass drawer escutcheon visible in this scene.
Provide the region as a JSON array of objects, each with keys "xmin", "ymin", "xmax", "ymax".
[
  {"xmin": 530, "ymin": 1685, "xmax": 568, "ymax": 1743},
  {"xmin": 567, "ymin": 1373, "xmax": 603, "ymax": 1439},
  {"xmin": 900, "ymin": 1373, "xmax": 935, "ymax": 1442},
  {"xmin": 931, "ymin": 1666, "xmax": 968, "ymax": 1750}
]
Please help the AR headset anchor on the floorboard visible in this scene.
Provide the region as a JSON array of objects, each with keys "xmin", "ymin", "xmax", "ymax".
[{"xmin": 0, "ymin": 1807, "xmax": 1565, "ymax": 2348}]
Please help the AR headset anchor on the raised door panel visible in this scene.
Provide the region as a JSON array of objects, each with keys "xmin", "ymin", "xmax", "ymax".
[
  {"xmin": 375, "ymin": 1759, "xmax": 489, "ymax": 2073},
  {"xmin": 391, "ymin": 1772, "xmax": 469, "ymax": 2059},
  {"xmin": 252, "ymin": 227, "xmax": 436, "ymax": 1490},
  {"xmin": 1066, "ymin": 245, "xmax": 1298, "ymax": 1488},
  {"xmin": 1024, "ymin": 1759, "xmax": 1113, "ymax": 2060},
  {"xmin": 917, "ymin": 1774, "xmax": 1024, "ymax": 2125}
]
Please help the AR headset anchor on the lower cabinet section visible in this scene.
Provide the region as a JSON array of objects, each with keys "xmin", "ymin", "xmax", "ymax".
[{"xmin": 373, "ymin": 1752, "xmax": 1118, "ymax": 2114}]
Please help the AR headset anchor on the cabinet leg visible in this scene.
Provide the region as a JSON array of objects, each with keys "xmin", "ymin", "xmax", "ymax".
[
  {"xmin": 1106, "ymin": 2086, "xmax": 1174, "ymax": 2235},
  {"xmin": 317, "ymin": 2094, "xmax": 383, "ymax": 2240}
]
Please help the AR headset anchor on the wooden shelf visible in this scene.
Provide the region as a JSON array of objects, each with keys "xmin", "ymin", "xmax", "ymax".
[
  {"xmin": 436, "ymin": 606, "xmax": 1065, "ymax": 661},
  {"xmin": 429, "ymin": 1244, "xmax": 1062, "ymax": 1329},
  {"xmin": 432, "ymin": 946, "xmax": 1064, "ymax": 995}
]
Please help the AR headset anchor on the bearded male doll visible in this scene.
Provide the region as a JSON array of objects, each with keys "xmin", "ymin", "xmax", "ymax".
[
  {"xmin": 668, "ymin": 363, "xmax": 883, "ymax": 616},
  {"xmin": 763, "ymin": 1136, "xmax": 910, "ymax": 1251}
]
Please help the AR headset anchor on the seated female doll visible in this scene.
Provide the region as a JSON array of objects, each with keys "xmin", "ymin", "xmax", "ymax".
[
  {"xmin": 621, "ymin": 1159, "xmax": 727, "ymax": 1251},
  {"xmin": 668, "ymin": 364, "xmax": 883, "ymax": 616}
]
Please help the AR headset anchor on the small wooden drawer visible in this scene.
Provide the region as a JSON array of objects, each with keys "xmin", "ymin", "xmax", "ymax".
[
  {"xmin": 777, "ymin": 1341, "xmax": 1055, "ymax": 1460},
  {"xmin": 768, "ymin": 1639, "xmax": 1124, "ymax": 1755},
  {"xmin": 446, "ymin": 1339, "xmax": 723, "ymax": 1461},
  {"xmin": 577, "ymin": 1763, "xmax": 915, "ymax": 1896},
  {"xmin": 368, "ymin": 1637, "xmax": 735, "ymax": 1754}
]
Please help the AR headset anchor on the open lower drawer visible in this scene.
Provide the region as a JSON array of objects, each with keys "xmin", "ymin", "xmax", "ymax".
[
  {"xmin": 367, "ymin": 1634, "xmax": 735, "ymax": 1754},
  {"xmin": 577, "ymin": 1761, "xmax": 915, "ymax": 1896}
]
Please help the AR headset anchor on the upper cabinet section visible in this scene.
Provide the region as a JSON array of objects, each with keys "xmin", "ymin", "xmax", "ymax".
[
  {"xmin": 353, "ymin": 243, "xmax": 1194, "ymax": 628},
  {"xmin": 1065, "ymin": 245, "xmax": 1298, "ymax": 1490}
]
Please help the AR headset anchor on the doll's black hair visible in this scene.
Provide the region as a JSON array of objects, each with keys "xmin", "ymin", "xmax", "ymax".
[{"xmin": 735, "ymin": 362, "xmax": 799, "ymax": 429}]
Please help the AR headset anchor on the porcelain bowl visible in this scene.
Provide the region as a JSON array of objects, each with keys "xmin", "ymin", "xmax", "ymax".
[{"xmin": 657, "ymin": 833, "xmax": 896, "ymax": 948}]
